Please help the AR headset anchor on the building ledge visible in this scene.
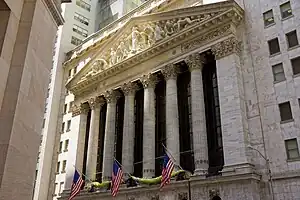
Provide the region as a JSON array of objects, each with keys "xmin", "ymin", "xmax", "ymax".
[{"xmin": 42, "ymin": 0, "xmax": 64, "ymax": 26}]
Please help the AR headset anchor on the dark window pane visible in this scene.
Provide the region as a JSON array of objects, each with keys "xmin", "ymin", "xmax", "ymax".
[
  {"xmin": 292, "ymin": 57, "xmax": 300, "ymax": 75},
  {"xmin": 279, "ymin": 102, "xmax": 293, "ymax": 121},
  {"xmin": 268, "ymin": 38, "xmax": 280, "ymax": 55},
  {"xmin": 286, "ymin": 30, "xmax": 299, "ymax": 48}
]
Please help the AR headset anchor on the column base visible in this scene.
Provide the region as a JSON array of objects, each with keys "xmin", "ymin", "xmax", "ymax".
[
  {"xmin": 193, "ymin": 168, "xmax": 208, "ymax": 179},
  {"xmin": 222, "ymin": 163, "xmax": 255, "ymax": 177}
]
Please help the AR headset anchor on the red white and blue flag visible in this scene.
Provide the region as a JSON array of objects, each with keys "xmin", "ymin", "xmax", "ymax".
[
  {"xmin": 68, "ymin": 169, "xmax": 84, "ymax": 200},
  {"xmin": 160, "ymin": 153, "xmax": 174, "ymax": 189},
  {"xmin": 111, "ymin": 160, "xmax": 123, "ymax": 197}
]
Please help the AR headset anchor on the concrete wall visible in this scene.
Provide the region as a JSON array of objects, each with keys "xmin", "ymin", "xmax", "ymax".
[{"xmin": 0, "ymin": 0, "xmax": 59, "ymax": 199}]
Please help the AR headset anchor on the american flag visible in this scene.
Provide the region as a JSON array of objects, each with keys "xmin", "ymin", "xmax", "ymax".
[
  {"xmin": 111, "ymin": 160, "xmax": 123, "ymax": 197},
  {"xmin": 68, "ymin": 169, "xmax": 84, "ymax": 200},
  {"xmin": 160, "ymin": 153, "xmax": 174, "ymax": 189}
]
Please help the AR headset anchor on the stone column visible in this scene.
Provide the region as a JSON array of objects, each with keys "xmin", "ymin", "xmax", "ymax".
[
  {"xmin": 141, "ymin": 74, "xmax": 157, "ymax": 178},
  {"xmin": 65, "ymin": 103, "xmax": 89, "ymax": 189},
  {"xmin": 102, "ymin": 90, "xmax": 120, "ymax": 181},
  {"xmin": 186, "ymin": 53, "xmax": 209, "ymax": 175},
  {"xmin": 211, "ymin": 37, "xmax": 250, "ymax": 169},
  {"xmin": 86, "ymin": 97, "xmax": 104, "ymax": 180},
  {"xmin": 162, "ymin": 64, "xmax": 180, "ymax": 163},
  {"xmin": 121, "ymin": 82, "xmax": 139, "ymax": 176}
]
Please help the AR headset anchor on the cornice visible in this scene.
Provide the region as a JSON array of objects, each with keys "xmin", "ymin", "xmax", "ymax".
[
  {"xmin": 68, "ymin": 3, "xmax": 243, "ymax": 97},
  {"xmin": 42, "ymin": 0, "xmax": 64, "ymax": 26}
]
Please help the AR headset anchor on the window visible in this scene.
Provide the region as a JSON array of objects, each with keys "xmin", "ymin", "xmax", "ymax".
[
  {"xmin": 263, "ymin": 10, "xmax": 274, "ymax": 27},
  {"xmin": 279, "ymin": 102, "xmax": 293, "ymax": 122},
  {"xmin": 285, "ymin": 139, "xmax": 300, "ymax": 159},
  {"xmin": 54, "ymin": 183, "xmax": 59, "ymax": 196},
  {"xmin": 42, "ymin": 118, "xmax": 45, "ymax": 128},
  {"xmin": 63, "ymin": 104, "xmax": 67, "ymax": 114},
  {"xmin": 59, "ymin": 141, "xmax": 63, "ymax": 153},
  {"xmin": 71, "ymin": 36, "xmax": 82, "ymax": 46},
  {"xmin": 74, "ymin": 12, "xmax": 89, "ymax": 25},
  {"xmin": 56, "ymin": 162, "xmax": 60, "ymax": 173},
  {"xmin": 62, "ymin": 160, "xmax": 67, "ymax": 173},
  {"xmin": 272, "ymin": 63, "xmax": 285, "ymax": 82},
  {"xmin": 68, "ymin": 69, "xmax": 72, "ymax": 77},
  {"xmin": 46, "ymin": 88, "xmax": 50, "ymax": 98},
  {"xmin": 64, "ymin": 140, "xmax": 69, "ymax": 152},
  {"xmin": 69, "ymin": 101, "xmax": 74, "ymax": 113},
  {"xmin": 291, "ymin": 57, "xmax": 300, "ymax": 75},
  {"xmin": 61, "ymin": 122, "xmax": 65, "ymax": 133},
  {"xmin": 76, "ymin": 0, "xmax": 91, "ymax": 11},
  {"xmin": 59, "ymin": 182, "xmax": 64, "ymax": 195},
  {"xmin": 280, "ymin": 1, "xmax": 293, "ymax": 19},
  {"xmin": 73, "ymin": 24, "xmax": 88, "ymax": 37},
  {"xmin": 286, "ymin": 30, "xmax": 299, "ymax": 48},
  {"xmin": 74, "ymin": 66, "xmax": 77, "ymax": 74},
  {"xmin": 67, "ymin": 120, "xmax": 71, "ymax": 131},
  {"xmin": 268, "ymin": 38, "xmax": 280, "ymax": 55}
]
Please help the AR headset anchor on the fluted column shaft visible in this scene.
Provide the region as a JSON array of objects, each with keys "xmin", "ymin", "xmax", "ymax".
[
  {"xmin": 162, "ymin": 64, "xmax": 180, "ymax": 163},
  {"xmin": 121, "ymin": 83, "xmax": 138, "ymax": 176},
  {"xmin": 186, "ymin": 54, "xmax": 209, "ymax": 174},
  {"xmin": 86, "ymin": 97, "xmax": 103, "ymax": 180},
  {"xmin": 141, "ymin": 74, "xmax": 157, "ymax": 178},
  {"xmin": 102, "ymin": 91, "xmax": 119, "ymax": 181}
]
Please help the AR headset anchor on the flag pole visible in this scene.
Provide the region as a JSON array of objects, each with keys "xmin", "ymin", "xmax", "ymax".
[
  {"xmin": 161, "ymin": 143, "xmax": 183, "ymax": 170},
  {"xmin": 72, "ymin": 165, "xmax": 93, "ymax": 183},
  {"xmin": 114, "ymin": 158, "xmax": 133, "ymax": 178}
]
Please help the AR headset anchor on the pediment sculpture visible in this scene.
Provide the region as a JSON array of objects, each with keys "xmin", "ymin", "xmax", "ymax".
[{"xmin": 80, "ymin": 13, "xmax": 214, "ymax": 81}]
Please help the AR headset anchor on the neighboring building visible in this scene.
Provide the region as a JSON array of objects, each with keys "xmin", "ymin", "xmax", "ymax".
[
  {"xmin": 58, "ymin": 0, "xmax": 300, "ymax": 199},
  {"xmin": 34, "ymin": 0, "xmax": 146, "ymax": 200},
  {"xmin": 0, "ymin": 0, "xmax": 63, "ymax": 200}
]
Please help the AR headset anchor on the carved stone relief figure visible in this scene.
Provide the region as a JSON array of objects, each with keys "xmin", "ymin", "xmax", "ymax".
[
  {"xmin": 164, "ymin": 19, "xmax": 175, "ymax": 36},
  {"xmin": 110, "ymin": 48, "xmax": 117, "ymax": 65},
  {"xmin": 154, "ymin": 22, "xmax": 164, "ymax": 41},
  {"xmin": 131, "ymin": 26, "xmax": 141, "ymax": 53}
]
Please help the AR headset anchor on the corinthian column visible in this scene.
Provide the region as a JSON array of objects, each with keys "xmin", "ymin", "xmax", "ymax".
[
  {"xmin": 86, "ymin": 97, "xmax": 104, "ymax": 180},
  {"xmin": 141, "ymin": 74, "xmax": 157, "ymax": 178},
  {"xmin": 102, "ymin": 90, "xmax": 120, "ymax": 181},
  {"xmin": 186, "ymin": 53, "xmax": 208, "ymax": 175},
  {"xmin": 162, "ymin": 64, "xmax": 180, "ymax": 163},
  {"xmin": 121, "ymin": 82, "xmax": 139, "ymax": 176},
  {"xmin": 65, "ymin": 103, "xmax": 89, "ymax": 189}
]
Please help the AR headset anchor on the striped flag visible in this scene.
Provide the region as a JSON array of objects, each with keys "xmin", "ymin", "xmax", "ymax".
[
  {"xmin": 111, "ymin": 160, "xmax": 123, "ymax": 197},
  {"xmin": 160, "ymin": 153, "xmax": 174, "ymax": 189},
  {"xmin": 68, "ymin": 169, "xmax": 84, "ymax": 200}
]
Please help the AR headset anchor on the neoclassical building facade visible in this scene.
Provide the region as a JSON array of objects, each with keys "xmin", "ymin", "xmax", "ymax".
[{"xmin": 59, "ymin": 0, "xmax": 300, "ymax": 199}]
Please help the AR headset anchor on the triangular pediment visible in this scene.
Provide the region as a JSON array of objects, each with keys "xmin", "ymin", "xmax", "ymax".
[{"xmin": 67, "ymin": 0, "xmax": 243, "ymax": 93}]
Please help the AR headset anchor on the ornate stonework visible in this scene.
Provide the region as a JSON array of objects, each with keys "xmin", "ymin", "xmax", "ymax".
[
  {"xmin": 162, "ymin": 64, "xmax": 179, "ymax": 80},
  {"xmin": 185, "ymin": 53, "xmax": 204, "ymax": 71},
  {"xmin": 181, "ymin": 24, "xmax": 232, "ymax": 52},
  {"xmin": 121, "ymin": 82, "xmax": 140, "ymax": 96},
  {"xmin": 140, "ymin": 74, "xmax": 158, "ymax": 89},
  {"xmin": 178, "ymin": 192, "xmax": 188, "ymax": 200},
  {"xmin": 211, "ymin": 37, "xmax": 241, "ymax": 60},
  {"xmin": 88, "ymin": 97, "xmax": 105, "ymax": 110},
  {"xmin": 71, "ymin": 103, "xmax": 89, "ymax": 117},
  {"xmin": 104, "ymin": 90, "xmax": 121, "ymax": 103},
  {"xmin": 66, "ymin": 2, "xmax": 244, "ymax": 96}
]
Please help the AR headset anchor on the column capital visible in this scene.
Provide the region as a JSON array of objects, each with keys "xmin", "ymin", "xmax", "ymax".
[
  {"xmin": 104, "ymin": 90, "xmax": 121, "ymax": 103},
  {"xmin": 71, "ymin": 103, "xmax": 89, "ymax": 117},
  {"xmin": 140, "ymin": 74, "xmax": 158, "ymax": 89},
  {"xmin": 88, "ymin": 97, "xmax": 105, "ymax": 110},
  {"xmin": 186, "ymin": 53, "xmax": 204, "ymax": 71},
  {"xmin": 121, "ymin": 82, "xmax": 140, "ymax": 96},
  {"xmin": 211, "ymin": 37, "xmax": 241, "ymax": 60},
  {"xmin": 162, "ymin": 64, "xmax": 179, "ymax": 80}
]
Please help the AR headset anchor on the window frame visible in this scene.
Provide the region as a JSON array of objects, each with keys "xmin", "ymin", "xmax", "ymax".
[
  {"xmin": 291, "ymin": 56, "xmax": 300, "ymax": 76},
  {"xmin": 71, "ymin": 36, "xmax": 82, "ymax": 46},
  {"xmin": 74, "ymin": 12, "xmax": 89, "ymax": 26},
  {"xmin": 272, "ymin": 63, "xmax": 285, "ymax": 82},
  {"xmin": 286, "ymin": 30, "xmax": 299, "ymax": 49},
  {"xmin": 285, "ymin": 138, "xmax": 300, "ymax": 160},
  {"xmin": 72, "ymin": 24, "xmax": 88, "ymax": 37},
  {"xmin": 280, "ymin": 1, "xmax": 293, "ymax": 19},
  {"xmin": 279, "ymin": 101, "xmax": 293, "ymax": 122},
  {"xmin": 66, "ymin": 120, "xmax": 71, "ymax": 132},
  {"xmin": 268, "ymin": 38, "xmax": 281, "ymax": 56},
  {"xmin": 64, "ymin": 139, "xmax": 69, "ymax": 152},
  {"xmin": 263, "ymin": 9, "xmax": 275, "ymax": 27}
]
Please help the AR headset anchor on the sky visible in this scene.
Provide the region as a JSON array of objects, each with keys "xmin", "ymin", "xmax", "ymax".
[{"xmin": 203, "ymin": 0, "xmax": 226, "ymax": 4}]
